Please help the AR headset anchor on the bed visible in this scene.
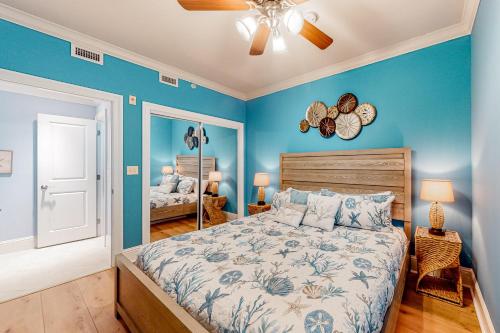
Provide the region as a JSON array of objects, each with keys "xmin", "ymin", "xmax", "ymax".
[
  {"xmin": 150, "ymin": 155, "xmax": 216, "ymax": 223},
  {"xmin": 116, "ymin": 148, "xmax": 412, "ymax": 333}
]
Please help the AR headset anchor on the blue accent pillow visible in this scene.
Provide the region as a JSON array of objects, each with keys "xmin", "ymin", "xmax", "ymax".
[
  {"xmin": 320, "ymin": 189, "xmax": 338, "ymax": 197},
  {"xmin": 290, "ymin": 189, "xmax": 310, "ymax": 205},
  {"xmin": 161, "ymin": 174, "xmax": 179, "ymax": 191}
]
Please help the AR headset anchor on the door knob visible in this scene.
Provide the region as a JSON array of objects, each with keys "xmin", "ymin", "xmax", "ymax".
[{"xmin": 41, "ymin": 185, "xmax": 48, "ymax": 190}]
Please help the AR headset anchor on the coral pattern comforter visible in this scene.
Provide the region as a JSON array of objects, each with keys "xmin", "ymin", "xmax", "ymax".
[
  {"xmin": 136, "ymin": 212, "xmax": 407, "ymax": 333},
  {"xmin": 150, "ymin": 187, "xmax": 197, "ymax": 209}
]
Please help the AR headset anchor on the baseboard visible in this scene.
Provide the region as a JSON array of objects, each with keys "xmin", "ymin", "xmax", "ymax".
[
  {"xmin": 224, "ymin": 212, "xmax": 238, "ymax": 221},
  {"xmin": 0, "ymin": 236, "xmax": 35, "ymax": 254},
  {"xmin": 410, "ymin": 255, "xmax": 496, "ymax": 333}
]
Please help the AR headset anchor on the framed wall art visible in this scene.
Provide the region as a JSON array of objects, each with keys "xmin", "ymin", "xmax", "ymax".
[{"xmin": 0, "ymin": 150, "xmax": 13, "ymax": 174}]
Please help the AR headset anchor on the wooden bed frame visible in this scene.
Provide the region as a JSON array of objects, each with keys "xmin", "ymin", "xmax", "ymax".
[
  {"xmin": 150, "ymin": 155, "xmax": 216, "ymax": 223},
  {"xmin": 116, "ymin": 148, "xmax": 412, "ymax": 333}
]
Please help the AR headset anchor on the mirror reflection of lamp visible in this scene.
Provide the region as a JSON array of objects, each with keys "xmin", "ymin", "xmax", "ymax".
[
  {"xmin": 420, "ymin": 179, "xmax": 455, "ymax": 236},
  {"xmin": 161, "ymin": 165, "xmax": 174, "ymax": 175},
  {"xmin": 208, "ymin": 171, "xmax": 222, "ymax": 197},
  {"xmin": 253, "ymin": 173, "xmax": 270, "ymax": 206}
]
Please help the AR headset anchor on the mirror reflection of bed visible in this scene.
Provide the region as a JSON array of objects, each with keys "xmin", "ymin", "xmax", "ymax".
[{"xmin": 150, "ymin": 155, "xmax": 222, "ymax": 241}]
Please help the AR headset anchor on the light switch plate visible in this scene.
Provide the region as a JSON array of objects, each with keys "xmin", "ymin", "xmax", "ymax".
[
  {"xmin": 129, "ymin": 95, "xmax": 137, "ymax": 105},
  {"xmin": 127, "ymin": 166, "xmax": 139, "ymax": 175}
]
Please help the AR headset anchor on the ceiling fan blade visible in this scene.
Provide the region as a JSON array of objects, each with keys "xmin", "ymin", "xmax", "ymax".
[
  {"xmin": 250, "ymin": 24, "xmax": 271, "ymax": 56},
  {"xmin": 177, "ymin": 0, "xmax": 251, "ymax": 11},
  {"xmin": 299, "ymin": 20, "xmax": 333, "ymax": 50}
]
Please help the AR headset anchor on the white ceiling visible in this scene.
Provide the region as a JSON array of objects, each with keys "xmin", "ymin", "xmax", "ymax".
[{"xmin": 0, "ymin": 0, "xmax": 477, "ymax": 99}]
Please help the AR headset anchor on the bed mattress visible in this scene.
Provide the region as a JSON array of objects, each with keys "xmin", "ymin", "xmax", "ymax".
[
  {"xmin": 150, "ymin": 187, "xmax": 198, "ymax": 209},
  {"xmin": 135, "ymin": 212, "xmax": 407, "ymax": 333}
]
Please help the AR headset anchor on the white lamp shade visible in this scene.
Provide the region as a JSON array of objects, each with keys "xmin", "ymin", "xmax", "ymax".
[
  {"xmin": 420, "ymin": 179, "xmax": 455, "ymax": 203},
  {"xmin": 161, "ymin": 165, "xmax": 174, "ymax": 175},
  {"xmin": 208, "ymin": 171, "xmax": 222, "ymax": 182},
  {"xmin": 253, "ymin": 173, "xmax": 270, "ymax": 187}
]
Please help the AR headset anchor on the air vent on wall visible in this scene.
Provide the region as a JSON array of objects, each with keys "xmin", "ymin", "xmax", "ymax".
[
  {"xmin": 71, "ymin": 43, "xmax": 103, "ymax": 65},
  {"xmin": 159, "ymin": 72, "xmax": 179, "ymax": 87}
]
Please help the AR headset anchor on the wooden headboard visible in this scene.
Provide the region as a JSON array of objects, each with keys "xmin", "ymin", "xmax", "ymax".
[
  {"xmin": 176, "ymin": 155, "xmax": 216, "ymax": 180},
  {"xmin": 280, "ymin": 148, "xmax": 412, "ymax": 239}
]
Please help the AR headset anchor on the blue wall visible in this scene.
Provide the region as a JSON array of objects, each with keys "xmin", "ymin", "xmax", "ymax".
[
  {"xmin": 0, "ymin": 19, "xmax": 246, "ymax": 248},
  {"xmin": 472, "ymin": 0, "xmax": 500, "ymax": 329},
  {"xmin": 246, "ymin": 36, "xmax": 472, "ymax": 266},
  {"xmin": 150, "ymin": 116, "xmax": 173, "ymax": 186},
  {"xmin": 0, "ymin": 90, "xmax": 97, "ymax": 242},
  {"xmin": 169, "ymin": 120, "xmax": 239, "ymax": 214}
]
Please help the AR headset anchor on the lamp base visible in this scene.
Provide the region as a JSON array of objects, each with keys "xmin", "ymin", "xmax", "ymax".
[
  {"xmin": 429, "ymin": 227, "xmax": 446, "ymax": 236},
  {"xmin": 257, "ymin": 201, "xmax": 266, "ymax": 206}
]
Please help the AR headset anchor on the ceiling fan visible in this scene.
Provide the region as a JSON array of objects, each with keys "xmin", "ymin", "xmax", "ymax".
[{"xmin": 177, "ymin": 0, "xmax": 333, "ymax": 55}]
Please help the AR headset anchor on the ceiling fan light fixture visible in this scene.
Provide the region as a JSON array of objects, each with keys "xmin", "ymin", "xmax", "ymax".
[
  {"xmin": 272, "ymin": 35, "xmax": 287, "ymax": 53},
  {"xmin": 284, "ymin": 9, "xmax": 304, "ymax": 35},
  {"xmin": 236, "ymin": 16, "xmax": 258, "ymax": 41}
]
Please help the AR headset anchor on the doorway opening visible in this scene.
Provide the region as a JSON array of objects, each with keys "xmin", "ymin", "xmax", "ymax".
[{"xmin": 0, "ymin": 70, "xmax": 123, "ymax": 302}]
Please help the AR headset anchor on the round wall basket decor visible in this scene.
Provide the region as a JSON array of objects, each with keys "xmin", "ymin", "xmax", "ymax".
[
  {"xmin": 337, "ymin": 93, "xmax": 358, "ymax": 114},
  {"xmin": 327, "ymin": 105, "xmax": 339, "ymax": 119},
  {"xmin": 319, "ymin": 117, "xmax": 336, "ymax": 138},
  {"xmin": 305, "ymin": 101, "xmax": 328, "ymax": 127},
  {"xmin": 354, "ymin": 103, "xmax": 377, "ymax": 125},
  {"xmin": 336, "ymin": 112, "xmax": 362, "ymax": 140},
  {"xmin": 299, "ymin": 119, "xmax": 310, "ymax": 133}
]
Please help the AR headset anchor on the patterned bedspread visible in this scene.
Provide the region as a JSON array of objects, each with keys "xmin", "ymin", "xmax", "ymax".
[
  {"xmin": 150, "ymin": 187, "xmax": 197, "ymax": 209},
  {"xmin": 136, "ymin": 212, "xmax": 407, "ymax": 333}
]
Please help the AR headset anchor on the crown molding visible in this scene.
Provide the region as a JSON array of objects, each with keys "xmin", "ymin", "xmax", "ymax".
[
  {"xmin": 0, "ymin": 3, "xmax": 248, "ymax": 101},
  {"xmin": 246, "ymin": 0, "xmax": 480, "ymax": 100},
  {"xmin": 0, "ymin": 1, "xmax": 480, "ymax": 102}
]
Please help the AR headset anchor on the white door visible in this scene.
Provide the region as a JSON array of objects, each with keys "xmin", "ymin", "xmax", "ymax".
[{"xmin": 37, "ymin": 114, "xmax": 97, "ymax": 248}]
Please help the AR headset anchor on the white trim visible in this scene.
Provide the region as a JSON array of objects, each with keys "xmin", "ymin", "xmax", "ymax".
[
  {"xmin": 0, "ymin": 1, "xmax": 480, "ymax": 101},
  {"xmin": 0, "ymin": 3, "xmax": 246, "ymax": 101},
  {"xmin": 0, "ymin": 68, "xmax": 124, "ymax": 263},
  {"xmin": 0, "ymin": 236, "xmax": 35, "ymax": 254},
  {"xmin": 247, "ymin": 19, "xmax": 477, "ymax": 99},
  {"xmin": 142, "ymin": 102, "xmax": 245, "ymax": 245},
  {"xmin": 470, "ymin": 270, "xmax": 497, "ymax": 333}
]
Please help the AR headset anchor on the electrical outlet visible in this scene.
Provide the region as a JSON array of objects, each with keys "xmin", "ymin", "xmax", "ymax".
[
  {"xmin": 127, "ymin": 166, "xmax": 139, "ymax": 175},
  {"xmin": 129, "ymin": 95, "xmax": 137, "ymax": 105}
]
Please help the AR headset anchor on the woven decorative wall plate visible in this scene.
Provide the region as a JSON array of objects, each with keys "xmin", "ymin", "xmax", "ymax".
[
  {"xmin": 305, "ymin": 101, "xmax": 328, "ymax": 127},
  {"xmin": 327, "ymin": 105, "xmax": 339, "ymax": 119},
  {"xmin": 354, "ymin": 103, "xmax": 377, "ymax": 125},
  {"xmin": 337, "ymin": 93, "xmax": 358, "ymax": 114},
  {"xmin": 319, "ymin": 117, "xmax": 336, "ymax": 138},
  {"xmin": 299, "ymin": 119, "xmax": 310, "ymax": 133},
  {"xmin": 336, "ymin": 112, "xmax": 362, "ymax": 140}
]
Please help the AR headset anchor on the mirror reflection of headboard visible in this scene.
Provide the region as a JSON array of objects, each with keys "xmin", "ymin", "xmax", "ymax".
[
  {"xmin": 176, "ymin": 155, "xmax": 216, "ymax": 180},
  {"xmin": 280, "ymin": 148, "xmax": 412, "ymax": 239}
]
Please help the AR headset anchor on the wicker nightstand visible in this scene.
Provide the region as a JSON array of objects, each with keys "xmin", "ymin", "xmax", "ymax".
[
  {"xmin": 415, "ymin": 226, "xmax": 463, "ymax": 306},
  {"xmin": 203, "ymin": 195, "xmax": 227, "ymax": 225},
  {"xmin": 247, "ymin": 203, "xmax": 271, "ymax": 215}
]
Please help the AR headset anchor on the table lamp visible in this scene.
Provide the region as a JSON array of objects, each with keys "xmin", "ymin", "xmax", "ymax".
[
  {"xmin": 161, "ymin": 165, "xmax": 174, "ymax": 175},
  {"xmin": 420, "ymin": 179, "xmax": 455, "ymax": 236},
  {"xmin": 208, "ymin": 171, "xmax": 222, "ymax": 197},
  {"xmin": 254, "ymin": 173, "xmax": 270, "ymax": 206}
]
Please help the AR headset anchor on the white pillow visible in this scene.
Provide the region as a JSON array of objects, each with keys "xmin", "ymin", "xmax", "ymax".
[
  {"xmin": 271, "ymin": 188, "xmax": 292, "ymax": 210},
  {"xmin": 335, "ymin": 192, "xmax": 395, "ymax": 231},
  {"xmin": 273, "ymin": 203, "xmax": 308, "ymax": 228},
  {"xmin": 156, "ymin": 183, "xmax": 175, "ymax": 194},
  {"xmin": 177, "ymin": 179, "xmax": 195, "ymax": 195},
  {"xmin": 302, "ymin": 193, "xmax": 343, "ymax": 231}
]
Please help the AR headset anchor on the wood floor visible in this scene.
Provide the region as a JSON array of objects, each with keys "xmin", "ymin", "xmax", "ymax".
[
  {"xmin": 0, "ymin": 219, "xmax": 481, "ymax": 333},
  {"xmin": 150, "ymin": 216, "xmax": 197, "ymax": 242}
]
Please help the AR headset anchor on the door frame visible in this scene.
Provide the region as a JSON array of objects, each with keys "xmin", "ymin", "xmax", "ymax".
[
  {"xmin": 0, "ymin": 68, "xmax": 124, "ymax": 261},
  {"xmin": 142, "ymin": 102, "xmax": 245, "ymax": 245}
]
